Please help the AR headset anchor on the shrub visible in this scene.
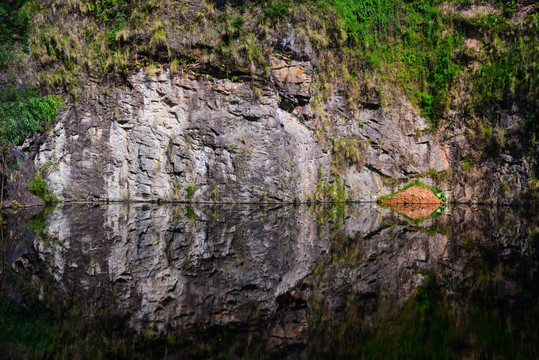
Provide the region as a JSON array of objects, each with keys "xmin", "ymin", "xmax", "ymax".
[
  {"xmin": 331, "ymin": 137, "xmax": 365, "ymax": 172},
  {"xmin": 263, "ymin": 0, "xmax": 290, "ymax": 21},
  {"xmin": 420, "ymin": 93, "xmax": 435, "ymax": 118},
  {"xmin": 0, "ymin": 0, "xmax": 30, "ymax": 69},
  {"xmin": 0, "ymin": 85, "xmax": 62, "ymax": 148},
  {"xmin": 27, "ymin": 174, "xmax": 59, "ymax": 204}
]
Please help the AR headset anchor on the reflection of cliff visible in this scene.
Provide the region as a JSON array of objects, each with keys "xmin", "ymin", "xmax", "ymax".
[
  {"xmin": 105, "ymin": 204, "xmax": 332, "ymax": 333},
  {"xmin": 299, "ymin": 204, "xmax": 538, "ymax": 358},
  {"xmin": 12, "ymin": 204, "xmax": 334, "ymax": 333},
  {"xmin": 2, "ymin": 204, "xmax": 538, "ymax": 358}
]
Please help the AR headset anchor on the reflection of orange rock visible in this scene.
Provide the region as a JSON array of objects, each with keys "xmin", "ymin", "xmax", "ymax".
[
  {"xmin": 386, "ymin": 203, "xmax": 441, "ymax": 220},
  {"xmin": 378, "ymin": 186, "xmax": 441, "ymax": 205}
]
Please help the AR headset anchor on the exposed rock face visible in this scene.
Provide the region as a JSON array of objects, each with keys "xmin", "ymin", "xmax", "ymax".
[
  {"xmin": 270, "ymin": 57, "xmax": 313, "ymax": 111},
  {"xmin": 445, "ymin": 103, "xmax": 532, "ymax": 204},
  {"xmin": 0, "ymin": 1, "xmax": 534, "ymax": 208},
  {"xmin": 15, "ymin": 59, "xmax": 527, "ymax": 205},
  {"xmin": 3, "ymin": 146, "xmax": 43, "ymax": 207},
  {"xmin": 33, "ymin": 67, "xmax": 331, "ymax": 202},
  {"xmin": 28, "ymin": 62, "xmax": 457, "ymax": 203}
]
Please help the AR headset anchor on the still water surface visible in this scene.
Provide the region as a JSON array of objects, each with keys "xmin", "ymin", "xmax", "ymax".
[{"xmin": 1, "ymin": 203, "xmax": 538, "ymax": 359}]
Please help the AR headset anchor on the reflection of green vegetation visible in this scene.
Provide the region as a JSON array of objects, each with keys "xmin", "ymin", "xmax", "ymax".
[
  {"xmin": 0, "ymin": 297, "xmax": 142, "ymax": 359},
  {"xmin": 354, "ymin": 277, "xmax": 458, "ymax": 359},
  {"xmin": 380, "ymin": 203, "xmax": 446, "ymax": 225},
  {"xmin": 27, "ymin": 205, "xmax": 57, "ymax": 235},
  {"xmin": 308, "ymin": 274, "xmax": 539, "ymax": 359},
  {"xmin": 307, "ymin": 206, "xmax": 539, "ymax": 359},
  {"xmin": 315, "ymin": 203, "xmax": 346, "ymax": 227},
  {"xmin": 186, "ymin": 184, "xmax": 196, "ymax": 199},
  {"xmin": 4, "ymin": 203, "xmax": 539, "ymax": 359},
  {"xmin": 329, "ymin": 228, "xmax": 362, "ymax": 267},
  {"xmin": 0, "ymin": 299, "xmax": 55, "ymax": 358},
  {"xmin": 27, "ymin": 214, "xmax": 47, "ymax": 234},
  {"xmin": 0, "ymin": 293, "xmax": 270, "ymax": 360},
  {"xmin": 186, "ymin": 207, "xmax": 196, "ymax": 220}
]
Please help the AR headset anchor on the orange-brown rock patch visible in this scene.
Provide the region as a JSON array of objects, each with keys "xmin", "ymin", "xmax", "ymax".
[
  {"xmin": 386, "ymin": 203, "xmax": 441, "ymax": 220},
  {"xmin": 378, "ymin": 185, "xmax": 441, "ymax": 205}
]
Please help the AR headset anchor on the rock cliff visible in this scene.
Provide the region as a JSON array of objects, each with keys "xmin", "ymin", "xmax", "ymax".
[
  {"xmin": 2, "ymin": 0, "xmax": 537, "ymax": 205},
  {"xmin": 26, "ymin": 61, "xmax": 530, "ymax": 204},
  {"xmin": 29, "ymin": 62, "xmax": 454, "ymax": 203}
]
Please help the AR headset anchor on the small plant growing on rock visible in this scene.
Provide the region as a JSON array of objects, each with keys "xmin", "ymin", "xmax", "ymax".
[
  {"xmin": 186, "ymin": 184, "xmax": 196, "ymax": 199},
  {"xmin": 172, "ymin": 181, "xmax": 181, "ymax": 198}
]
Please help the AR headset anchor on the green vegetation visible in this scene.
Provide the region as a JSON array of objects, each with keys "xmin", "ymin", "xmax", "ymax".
[
  {"xmin": 0, "ymin": 85, "xmax": 61, "ymax": 207},
  {"xmin": 264, "ymin": 0, "xmax": 291, "ymax": 21},
  {"xmin": 16, "ymin": 0, "xmax": 535, "ymax": 187},
  {"xmin": 0, "ymin": 85, "xmax": 61, "ymax": 148},
  {"xmin": 186, "ymin": 184, "xmax": 196, "ymax": 199},
  {"xmin": 330, "ymin": 137, "xmax": 365, "ymax": 172},
  {"xmin": 0, "ymin": 0, "xmax": 61, "ymax": 151},
  {"xmin": 318, "ymin": 0, "xmax": 463, "ymax": 118},
  {"xmin": 314, "ymin": 168, "xmax": 347, "ymax": 203},
  {"xmin": 0, "ymin": 0, "xmax": 536, "ymax": 205},
  {"xmin": 172, "ymin": 181, "xmax": 181, "ymax": 198},
  {"xmin": 0, "ymin": 0, "xmax": 29, "ymax": 70},
  {"xmin": 471, "ymin": 13, "xmax": 538, "ymax": 115},
  {"xmin": 14, "ymin": 0, "xmax": 536, "ymax": 134},
  {"xmin": 27, "ymin": 173, "xmax": 58, "ymax": 204},
  {"xmin": 26, "ymin": 0, "xmax": 464, "ymax": 115},
  {"xmin": 0, "ymin": 1, "xmax": 62, "ymax": 208}
]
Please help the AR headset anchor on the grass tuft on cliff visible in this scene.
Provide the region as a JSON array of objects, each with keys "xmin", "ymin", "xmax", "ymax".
[{"xmin": 20, "ymin": 1, "xmax": 535, "ymax": 129}]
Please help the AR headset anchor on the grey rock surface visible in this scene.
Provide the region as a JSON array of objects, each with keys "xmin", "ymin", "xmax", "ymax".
[
  {"xmin": 19, "ymin": 62, "xmax": 529, "ymax": 205},
  {"xmin": 26, "ymin": 63, "xmax": 456, "ymax": 203},
  {"xmin": 3, "ymin": 146, "xmax": 43, "ymax": 207}
]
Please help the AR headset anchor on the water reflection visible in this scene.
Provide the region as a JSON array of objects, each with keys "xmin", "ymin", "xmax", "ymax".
[
  {"xmin": 380, "ymin": 202, "xmax": 444, "ymax": 223},
  {"xmin": 1, "ymin": 203, "xmax": 538, "ymax": 359}
]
